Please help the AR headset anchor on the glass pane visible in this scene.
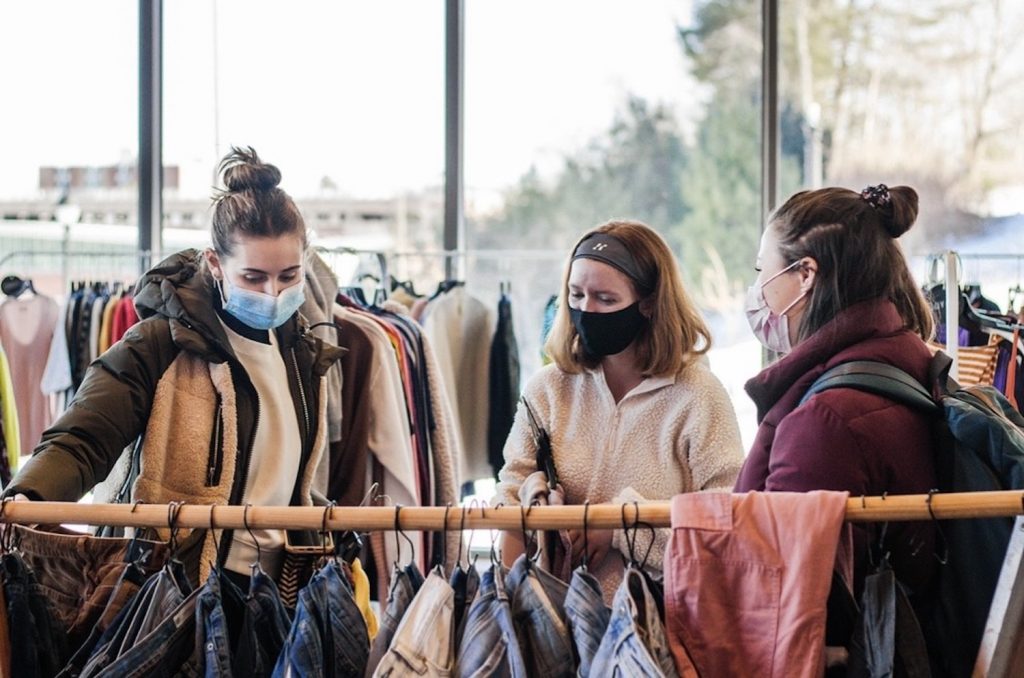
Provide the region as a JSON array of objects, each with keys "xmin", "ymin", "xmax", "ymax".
[
  {"xmin": 0, "ymin": 2, "xmax": 141, "ymax": 295},
  {"xmin": 164, "ymin": 0, "xmax": 444, "ymax": 265},
  {"xmin": 778, "ymin": 1, "xmax": 1024, "ymax": 305},
  {"xmin": 461, "ymin": 0, "xmax": 764, "ymax": 452}
]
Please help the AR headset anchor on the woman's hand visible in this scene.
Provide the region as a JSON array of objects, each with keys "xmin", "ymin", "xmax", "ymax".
[{"xmin": 567, "ymin": 527, "xmax": 613, "ymax": 569}]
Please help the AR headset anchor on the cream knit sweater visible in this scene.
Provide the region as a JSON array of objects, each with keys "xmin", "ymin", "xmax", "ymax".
[{"xmin": 496, "ymin": 358, "xmax": 744, "ymax": 601}]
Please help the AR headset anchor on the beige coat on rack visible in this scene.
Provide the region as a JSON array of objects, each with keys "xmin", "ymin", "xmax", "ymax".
[{"xmin": 422, "ymin": 286, "xmax": 496, "ymax": 484}]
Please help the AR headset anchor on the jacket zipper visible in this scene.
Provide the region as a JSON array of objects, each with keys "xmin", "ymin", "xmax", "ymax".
[
  {"xmin": 206, "ymin": 394, "xmax": 224, "ymax": 487},
  {"xmin": 290, "ymin": 347, "xmax": 310, "ymax": 444}
]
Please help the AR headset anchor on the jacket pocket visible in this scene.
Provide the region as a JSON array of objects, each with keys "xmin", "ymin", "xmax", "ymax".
[{"xmin": 206, "ymin": 394, "xmax": 224, "ymax": 487}]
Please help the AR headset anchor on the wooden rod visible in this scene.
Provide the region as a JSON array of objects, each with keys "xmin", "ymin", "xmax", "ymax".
[{"xmin": 1, "ymin": 491, "xmax": 1023, "ymax": 532}]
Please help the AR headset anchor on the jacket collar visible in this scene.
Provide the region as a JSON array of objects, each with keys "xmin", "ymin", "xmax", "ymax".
[
  {"xmin": 133, "ymin": 249, "xmax": 344, "ymax": 371},
  {"xmin": 744, "ymin": 298, "xmax": 907, "ymax": 421}
]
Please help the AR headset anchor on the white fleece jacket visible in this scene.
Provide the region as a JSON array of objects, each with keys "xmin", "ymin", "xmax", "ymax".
[{"xmin": 496, "ymin": 358, "xmax": 744, "ymax": 601}]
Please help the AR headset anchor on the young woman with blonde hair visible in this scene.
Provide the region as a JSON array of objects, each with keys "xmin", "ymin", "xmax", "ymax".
[{"xmin": 496, "ymin": 219, "xmax": 744, "ymax": 601}]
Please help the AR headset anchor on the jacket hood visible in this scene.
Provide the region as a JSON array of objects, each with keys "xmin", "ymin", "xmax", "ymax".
[{"xmin": 134, "ymin": 249, "xmax": 345, "ymax": 371}]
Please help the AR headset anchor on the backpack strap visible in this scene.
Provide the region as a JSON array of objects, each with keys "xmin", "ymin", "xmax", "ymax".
[{"xmin": 800, "ymin": 360, "xmax": 941, "ymax": 414}]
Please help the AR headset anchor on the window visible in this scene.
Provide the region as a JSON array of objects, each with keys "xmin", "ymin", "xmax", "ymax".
[
  {"xmin": 0, "ymin": 1, "xmax": 138, "ymax": 295},
  {"xmin": 462, "ymin": 0, "xmax": 764, "ymax": 450},
  {"xmin": 164, "ymin": 1, "xmax": 444, "ymax": 259}
]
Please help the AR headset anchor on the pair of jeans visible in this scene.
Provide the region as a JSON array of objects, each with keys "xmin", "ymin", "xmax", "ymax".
[
  {"xmin": 449, "ymin": 564, "xmax": 480, "ymax": 649},
  {"xmin": 12, "ymin": 523, "xmax": 167, "ymax": 652},
  {"xmin": 591, "ymin": 565, "xmax": 677, "ymax": 677},
  {"xmin": 193, "ymin": 568, "xmax": 247, "ymax": 677},
  {"xmin": 372, "ymin": 566, "xmax": 455, "ymax": 677},
  {"xmin": 93, "ymin": 587, "xmax": 201, "ymax": 678},
  {"xmin": 456, "ymin": 563, "xmax": 527, "ymax": 678},
  {"xmin": 3, "ymin": 551, "xmax": 67, "ymax": 678},
  {"xmin": 79, "ymin": 561, "xmax": 192, "ymax": 677},
  {"xmin": 365, "ymin": 564, "xmax": 424, "ymax": 677},
  {"xmin": 275, "ymin": 560, "xmax": 370, "ymax": 677},
  {"xmin": 234, "ymin": 568, "xmax": 292, "ymax": 678},
  {"xmin": 506, "ymin": 554, "xmax": 574, "ymax": 678},
  {"xmin": 565, "ymin": 567, "xmax": 611, "ymax": 677}
]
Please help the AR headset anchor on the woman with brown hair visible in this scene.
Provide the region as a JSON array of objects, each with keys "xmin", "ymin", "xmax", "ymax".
[
  {"xmin": 735, "ymin": 183, "xmax": 938, "ymax": 595},
  {"xmin": 496, "ymin": 219, "xmax": 744, "ymax": 601}
]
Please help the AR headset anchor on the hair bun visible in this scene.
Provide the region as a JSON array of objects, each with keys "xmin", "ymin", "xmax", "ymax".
[
  {"xmin": 883, "ymin": 185, "xmax": 918, "ymax": 238},
  {"xmin": 219, "ymin": 146, "xmax": 282, "ymax": 193},
  {"xmin": 861, "ymin": 183, "xmax": 918, "ymax": 238}
]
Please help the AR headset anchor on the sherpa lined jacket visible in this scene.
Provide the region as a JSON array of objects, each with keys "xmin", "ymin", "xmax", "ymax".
[{"xmin": 8, "ymin": 249, "xmax": 345, "ymax": 575}]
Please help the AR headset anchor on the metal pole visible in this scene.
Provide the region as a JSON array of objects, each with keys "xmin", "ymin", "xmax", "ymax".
[
  {"xmin": 761, "ymin": 0, "xmax": 780, "ymax": 221},
  {"xmin": 139, "ymin": 0, "xmax": 163, "ymax": 274},
  {"xmin": 444, "ymin": 0, "xmax": 464, "ymax": 281},
  {"xmin": 945, "ymin": 250, "xmax": 959, "ymax": 380}
]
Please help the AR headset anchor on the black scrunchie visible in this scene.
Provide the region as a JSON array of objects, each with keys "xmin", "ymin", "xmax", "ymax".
[{"xmin": 860, "ymin": 184, "xmax": 891, "ymax": 210}]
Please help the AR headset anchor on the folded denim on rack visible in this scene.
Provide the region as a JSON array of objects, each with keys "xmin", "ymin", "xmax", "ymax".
[
  {"xmin": 565, "ymin": 566, "xmax": 612, "ymax": 678},
  {"xmin": 78, "ymin": 560, "xmax": 192, "ymax": 678},
  {"xmin": 11, "ymin": 523, "xmax": 168, "ymax": 652},
  {"xmin": 506, "ymin": 554, "xmax": 574, "ymax": 678},
  {"xmin": 276, "ymin": 560, "xmax": 370, "ymax": 677},
  {"xmin": 193, "ymin": 567, "xmax": 247, "ymax": 677},
  {"xmin": 371, "ymin": 566, "xmax": 454, "ymax": 678},
  {"xmin": 365, "ymin": 563, "xmax": 424, "ymax": 677},
  {"xmin": 90, "ymin": 588, "xmax": 202, "ymax": 678},
  {"xmin": 234, "ymin": 568, "xmax": 293, "ymax": 678},
  {"xmin": 2, "ymin": 551, "xmax": 68, "ymax": 678},
  {"xmin": 455, "ymin": 563, "xmax": 527, "ymax": 678},
  {"xmin": 591, "ymin": 565, "xmax": 677, "ymax": 677}
]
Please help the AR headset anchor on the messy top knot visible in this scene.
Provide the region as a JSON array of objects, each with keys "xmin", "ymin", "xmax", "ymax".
[
  {"xmin": 210, "ymin": 146, "xmax": 306, "ymax": 257},
  {"xmin": 220, "ymin": 146, "xmax": 282, "ymax": 193}
]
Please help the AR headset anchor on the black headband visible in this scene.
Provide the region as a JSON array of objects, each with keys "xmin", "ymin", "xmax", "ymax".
[{"xmin": 572, "ymin": 233, "xmax": 645, "ymax": 284}]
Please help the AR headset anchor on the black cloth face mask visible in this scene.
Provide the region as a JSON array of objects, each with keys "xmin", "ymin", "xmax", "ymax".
[{"xmin": 570, "ymin": 301, "xmax": 647, "ymax": 357}]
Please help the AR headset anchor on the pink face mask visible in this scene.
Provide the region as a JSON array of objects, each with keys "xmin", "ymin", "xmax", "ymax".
[{"xmin": 745, "ymin": 260, "xmax": 807, "ymax": 355}]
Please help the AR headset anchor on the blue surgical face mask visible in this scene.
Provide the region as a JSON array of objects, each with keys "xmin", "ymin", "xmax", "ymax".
[{"xmin": 218, "ymin": 276, "xmax": 306, "ymax": 330}]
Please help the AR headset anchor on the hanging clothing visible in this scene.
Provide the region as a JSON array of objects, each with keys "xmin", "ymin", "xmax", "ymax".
[
  {"xmin": 422, "ymin": 286, "xmax": 496, "ymax": 483},
  {"xmin": 366, "ymin": 564, "xmax": 425, "ymax": 677},
  {"xmin": 371, "ymin": 566, "xmax": 454, "ymax": 677},
  {"xmin": 0, "ymin": 293, "xmax": 59, "ymax": 456},
  {"xmin": 40, "ymin": 296, "xmax": 73, "ymax": 402},
  {"xmin": 97, "ymin": 288, "xmax": 121, "ymax": 354},
  {"xmin": 0, "ymin": 349, "xmax": 18, "ymax": 480},
  {"xmin": 506, "ymin": 554, "xmax": 574, "ymax": 678},
  {"xmin": 487, "ymin": 290, "xmax": 520, "ymax": 479},
  {"xmin": 591, "ymin": 565, "xmax": 676, "ymax": 677},
  {"xmin": 664, "ymin": 490, "xmax": 850, "ymax": 678},
  {"xmin": 109, "ymin": 293, "xmax": 140, "ymax": 345},
  {"xmin": 275, "ymin": 560, "xmax": 370, "ymax": 677},
  {"xmin": 455, "ymin": 563, "xmax": 527, "ymax": 678}
]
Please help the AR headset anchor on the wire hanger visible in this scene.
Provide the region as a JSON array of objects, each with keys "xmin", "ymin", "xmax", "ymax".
[
  {"xmin": 392, "ymin": 505, "xmax": 416, "ymax": 570},
  {"xmin": 242, "ymin": 503, "xmax": 265, "ymax": 579}
]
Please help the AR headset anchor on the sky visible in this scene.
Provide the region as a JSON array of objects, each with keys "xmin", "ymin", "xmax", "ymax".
[{"xmin": 0, "ymin": 1, "xmax": 699, "ymax": 201}]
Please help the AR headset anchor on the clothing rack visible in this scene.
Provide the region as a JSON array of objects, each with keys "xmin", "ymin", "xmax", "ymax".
[
  {"xmin": 0, "ymin": 249, "xmax": 152, "ymax": 292},
  {"xmin": 1, "ymin": 491, "xmax": 1023, "ymax": 532},
  {"xmin": 930, "ymin": 250, "xmax": 1024, "ymax": 381},
  {"xmin": 314, "ymin": 246, "xmax": 388, "ymax": 288}
]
